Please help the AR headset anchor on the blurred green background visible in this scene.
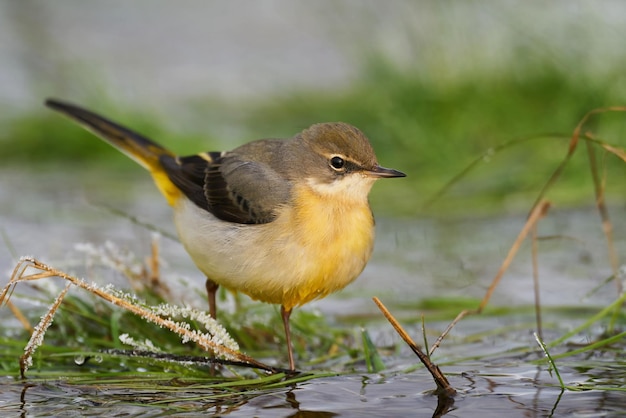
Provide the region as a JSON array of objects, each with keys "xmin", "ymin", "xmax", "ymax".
[{"xmin": 1, "ymin": 1, "xmax": 625, "ymax": 217}]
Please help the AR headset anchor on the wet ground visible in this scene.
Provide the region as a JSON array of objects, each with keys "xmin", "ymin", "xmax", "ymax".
[
  {"xmin": 1, "ymin": 168, "xmax": 624, "ymax": 416},
  {"xmin": 1, "ymin": 168, "xmax": 622, "ymax": 309},
  {"xmin": 2, "ymin": 2, "xmax": 626, "ymax": 415}
]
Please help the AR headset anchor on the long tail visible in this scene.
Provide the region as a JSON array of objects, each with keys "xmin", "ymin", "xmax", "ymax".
[{"xmin": 45, "ymin": 99, "xmax": 181, "ymax": 205}]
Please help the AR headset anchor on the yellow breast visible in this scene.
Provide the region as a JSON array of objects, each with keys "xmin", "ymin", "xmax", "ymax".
[
  {"xmin": 276, "ymin": 182, "xmax": 376, "ymax": 310},
  {"xmin": 173, "ymin": 178, "xmax": 376, "ymax": 311}
]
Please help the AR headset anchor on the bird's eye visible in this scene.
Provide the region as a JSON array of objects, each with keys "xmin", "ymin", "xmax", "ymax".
[{"xmin": 330, "ymin": 156, "xmax": 345, "ymax": 170}]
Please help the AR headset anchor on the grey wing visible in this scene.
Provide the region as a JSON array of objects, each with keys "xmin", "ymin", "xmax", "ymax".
[
  {"xmin": 161, "ymin": 150, "xmax": 291, "ymax": 224},
  {"xmin": 207, "ymin": 152, "xmax": 292, "ymax": 224}
]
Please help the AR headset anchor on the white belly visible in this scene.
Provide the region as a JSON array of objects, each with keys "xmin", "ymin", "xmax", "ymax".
[{"xmin": 172, "ymin": 196, "xmax": 374, "ymax": 310}]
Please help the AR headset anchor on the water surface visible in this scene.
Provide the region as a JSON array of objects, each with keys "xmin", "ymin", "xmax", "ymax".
[{"xmin": 1, "ymin": 168, "xmax": 624, "ymax": 416}]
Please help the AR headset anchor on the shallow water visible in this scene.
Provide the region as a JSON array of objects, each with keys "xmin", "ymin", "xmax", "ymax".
[
  {"xmin": 1, "ymin": 168, "xmax": 621, "ymax": 310},
  {"xmin": 2, "ymin": 2, "xmax": 626, "ymax": 414},
  {"xmin": 1, "ymin": 359, "xmax": 624, "ymax": 417},
  {"xmin": 1, "ymin": 168, "xmax": 625, "ymax": 417}
]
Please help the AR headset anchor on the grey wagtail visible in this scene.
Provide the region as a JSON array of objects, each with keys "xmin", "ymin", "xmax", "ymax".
[{"xmin": 45, "ymin": 98, "xmax": 406, "ymax": 370}]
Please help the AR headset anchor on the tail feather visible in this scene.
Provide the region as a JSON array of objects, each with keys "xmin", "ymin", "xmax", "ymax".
[{"xmin": 45, "ymin": 99, "xmax": 182, "ymax": 205}]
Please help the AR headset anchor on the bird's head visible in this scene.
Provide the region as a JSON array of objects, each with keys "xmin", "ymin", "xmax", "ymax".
[{"xmin": 295, "ymin": 122, "xmax": 406, "ymax": 201}]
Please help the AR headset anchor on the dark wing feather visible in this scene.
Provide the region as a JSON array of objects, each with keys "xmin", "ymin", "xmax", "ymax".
[
  {"xmin": 160, "ymin": 150, "xmax": 291, "ymax": 224},
  {"xmin": 159, "ymin": 153, "xmax": 215, "ymax": 213}
]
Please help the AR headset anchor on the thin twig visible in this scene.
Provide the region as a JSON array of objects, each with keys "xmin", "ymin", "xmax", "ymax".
[
  {"xmin": 149, "ymin": 234, "xmax": 161, "ymax": 289},
  {"xmin": 20, "ymin": 283, "xmax": 71, "ymax": 377},
  {"xmin": 373, "ymin": 297, "xmax": 456, "ymax": 397},
  {"xmin": 5, "ymin": 300, "xmax": 33, "ymax": 334},
  {"xmin": 530, "ymin": 106, "xmax": 626, "ymax": 218},
  {"xmin": 423, "ymin": 134, "xmax": 567, "ymax": 210},
  {"xmin": 429, "ymin": 200, "xmax": 551, "ymax": 355},
  {"xmin": 585, "ymin": 133, "xmax": 621, "ymax": 295},
  {"xmin": 532, "ymin": 217, "xmax": 543, "ymax": 341}
]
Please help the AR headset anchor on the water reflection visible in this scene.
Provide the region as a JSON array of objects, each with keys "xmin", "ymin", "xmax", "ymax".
[
  {"xmin": 211, "ymin": 371, "xmax": 624, "ymax": 417},
  {"xmin": 267, "ymin": 391, "xmax": 339, "ymax": 418},
  {"xmin": 3, "ymin": 359, "xmax": 625, "ymax": 417},
  {"xmin": 256, "ymin": 386, "xmax": 451, "ymax": 418}
]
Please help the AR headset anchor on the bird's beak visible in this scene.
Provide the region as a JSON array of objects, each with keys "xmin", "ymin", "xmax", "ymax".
[{"xmin": 366, "ymin": 165, "xmax": 406, "ymax": 178}]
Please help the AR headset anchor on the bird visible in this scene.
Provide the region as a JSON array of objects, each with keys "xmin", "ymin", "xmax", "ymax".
[{"xmin": 45, "ymin": 98, "xmax": 406, "ymax": 370}]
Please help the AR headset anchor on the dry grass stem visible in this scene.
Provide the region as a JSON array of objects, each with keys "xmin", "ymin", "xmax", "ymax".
[
  {"xmin": 585, "ymin": 134, "xmax": 622, "ymax": 295},
  {"xmin": 148, "ymin": 234, "xmax": 162, "ymax": 290},
  {"xmin": 533, "ymin": 106, "xmax": 626, "ymax": 294},
  {"xmin": 5, "ymin": 299, "xmax": 33, "ymax": 334},
  {"xmin": 531, "ymin": 220, "xmax": 543, "ymax": 341},
  {"xmin": 429, "ymin": 199, "xmax": 551, "ymax": 356},
  {"xmin": 19, "ymin": 283, "xmax": 71, "ymax": 377},
  {"xmin": 1, "ymin": 256, "xmax": 278, "ymax": 376},
  {"xmin": 74, "ymin": 238, "xmax": 171, "ymax": 299}
]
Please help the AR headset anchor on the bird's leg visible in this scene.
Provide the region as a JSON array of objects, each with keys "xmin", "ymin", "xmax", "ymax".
[
  {"xmin": 205, "ymin": 278, "xmax": 219, "ymax": 319},
  {"xmin": 204, "ymin": 278, "xmax": 220, "ymax": 375},
  {"xmin": 281, "ymin": 305, "xmax": 295, "ymax": 371}
]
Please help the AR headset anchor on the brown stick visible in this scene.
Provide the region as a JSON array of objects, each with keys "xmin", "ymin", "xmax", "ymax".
[{"xmin": 373, "ymin": 297, "xmax": 456, "ymax": 397}]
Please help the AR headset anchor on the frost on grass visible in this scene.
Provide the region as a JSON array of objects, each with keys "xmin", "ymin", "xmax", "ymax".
[
  {"xmin": 119, "ymin": 333, "xmax": 162, "ymax": 353},
  {"xmin": 20, "ymin": 283, "xmax": 71, "ymax": 376},
  {"xmin": 74, "ymin": 241, "xmax": 144, "ymax": 278},
  {"xmin": 150, "ymin": 304, "xmax": 238, "ymax": 351},
  {"xmin": 84, "ymin": 282, "xmax": 239, "ymax": 353},
  {"xmin": 73, "ymin": 237, "xmax": 172, "ymax": 299},
  {"xmin": 2, "ymin": 257, "xmax": 270, "ymax": 377}
]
